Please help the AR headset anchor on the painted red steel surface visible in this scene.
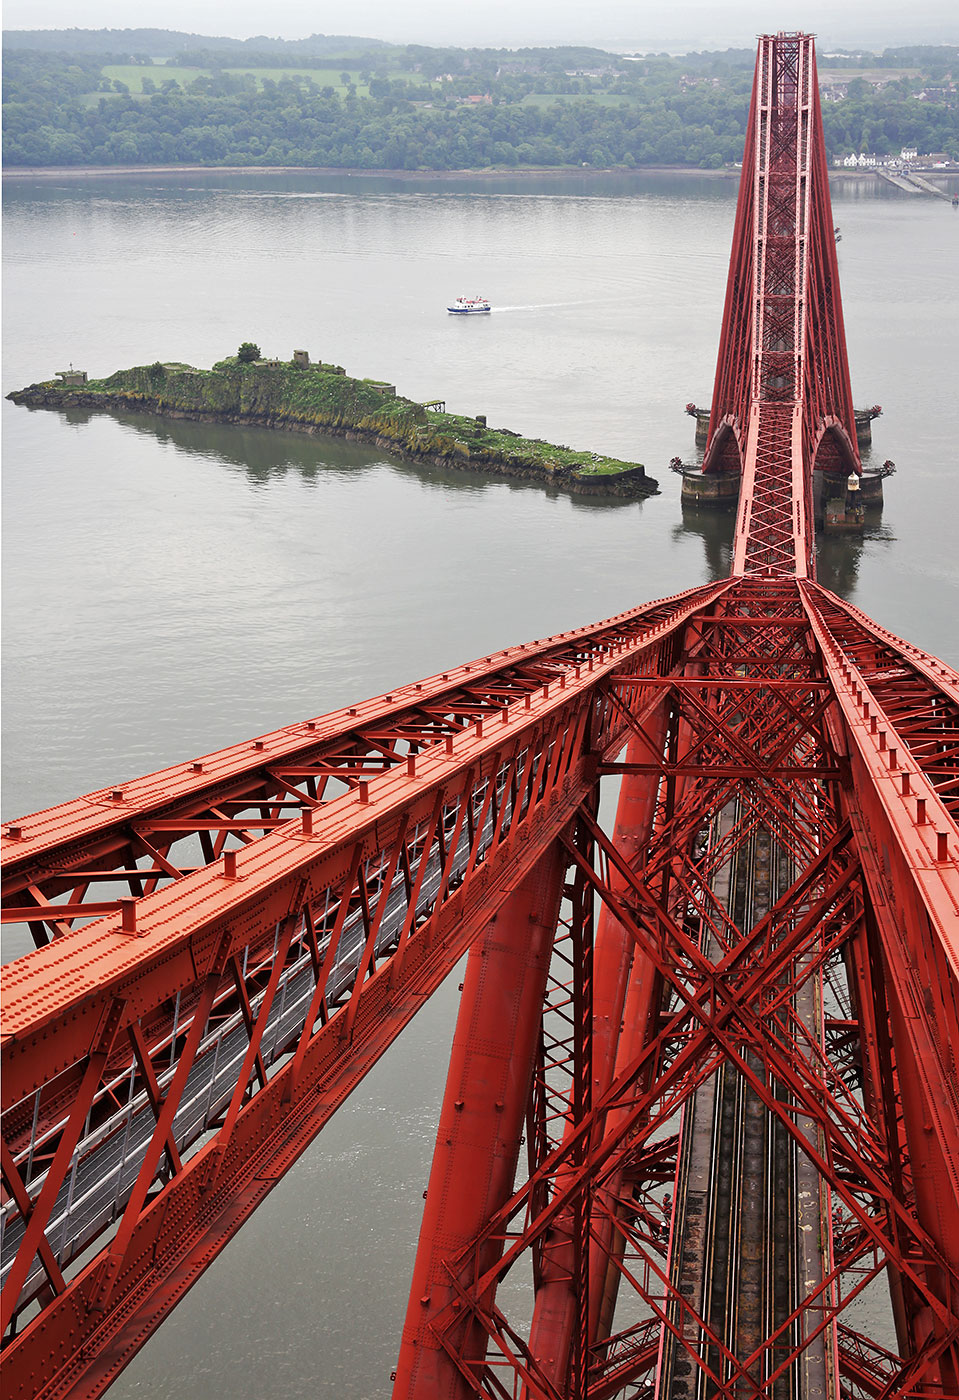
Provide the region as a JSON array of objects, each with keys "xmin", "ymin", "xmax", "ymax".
[
  {"xmin": 1, "ymin": 585, "xmax": 724, "ymax": 1397},
  {"xmin": 390, "ymin": 32, "xmax": 959, "ymax": 1400},
  {"xmin": 393, "ymin": 581, "xmax": 959, "ymax": 1400},
  {"xmin": 393, "ymin": 841, "xmax": 569, "ymax": 1396},
  {"xmin": 703, "ymin": 34, "xmax": 860, "ymax": 585},
  {"xmin": 2, "ymin": 29, "xmax": 958, "ymax": 1400}
]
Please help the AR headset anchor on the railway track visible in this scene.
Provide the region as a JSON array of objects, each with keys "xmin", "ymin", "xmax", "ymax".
[{"xmin": 659, "ymin": 805, "xmax": 830, "ymax": 1400}]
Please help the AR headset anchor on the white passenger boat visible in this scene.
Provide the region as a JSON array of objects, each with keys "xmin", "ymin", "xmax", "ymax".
[{"xmin": 447, "ymin": 295, "xmax": 492, "ymax": 314}]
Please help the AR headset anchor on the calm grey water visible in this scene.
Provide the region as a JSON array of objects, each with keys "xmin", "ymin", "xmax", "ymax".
[{"xmin": 2, "ymin": 170, "xmax": 957, "ymax": 1397}]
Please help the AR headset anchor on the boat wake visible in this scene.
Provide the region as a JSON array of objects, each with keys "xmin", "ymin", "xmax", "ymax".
[{"xmin": 492, "ymin": 299, "xmax": 610, "ymax": 312}]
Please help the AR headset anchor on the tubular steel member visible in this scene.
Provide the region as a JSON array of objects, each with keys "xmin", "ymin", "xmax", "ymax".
[
  {"xmin": 521, "ymin": 721, "xmax": 669, "ymax": 1390},
  {"xmin": 522, "ymin": 628, "xmax": 713, "ymax": 1384},
  {"xmin": 701, "ymin": 57, "xmax": 758, "ymax": 482},
  {"xmin": 393, "ymin": 836, "xmax": 569, "ymax": 1399}
]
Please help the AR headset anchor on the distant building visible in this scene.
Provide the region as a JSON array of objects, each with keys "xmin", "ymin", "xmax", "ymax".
[{"xmin": 900, "ymin": 147, "xmax": 918, "ymax": 162}]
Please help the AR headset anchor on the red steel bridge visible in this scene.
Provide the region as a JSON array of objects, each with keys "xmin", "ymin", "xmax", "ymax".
[{"xmin": 3, "ymin": 32, "xmax": 958, "ymax": 1400}]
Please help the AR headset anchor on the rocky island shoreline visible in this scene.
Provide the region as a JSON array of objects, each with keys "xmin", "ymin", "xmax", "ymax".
[{"xmin": 8, "ymin": 351, "xmax": 658, "ymax": 500}]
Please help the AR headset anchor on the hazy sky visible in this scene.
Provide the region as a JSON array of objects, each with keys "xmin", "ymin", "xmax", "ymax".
[{"xmin": 3, "ymin": 0, "xmax": 958, "ymax": 50}]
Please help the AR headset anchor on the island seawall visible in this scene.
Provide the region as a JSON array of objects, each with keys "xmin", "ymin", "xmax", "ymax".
[{"xmin": 8, "ymin": 355, "xmax": 658, "ymax": 499}]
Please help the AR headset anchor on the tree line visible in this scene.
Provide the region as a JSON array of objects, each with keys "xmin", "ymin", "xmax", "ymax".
[{"xmin": 3, "ymin": 43, "xmax": 956, "ymax": 170}]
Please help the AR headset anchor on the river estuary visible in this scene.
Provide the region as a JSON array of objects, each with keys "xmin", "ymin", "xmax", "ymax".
[{"xmin": 2, "ymin": 168, "xmax": 957, "ymax": 1396}]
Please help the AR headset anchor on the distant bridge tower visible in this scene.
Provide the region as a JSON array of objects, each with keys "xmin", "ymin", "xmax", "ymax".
[{"xmin": 702, "ymin": 32, "xmax": 861, "ymax": 570}]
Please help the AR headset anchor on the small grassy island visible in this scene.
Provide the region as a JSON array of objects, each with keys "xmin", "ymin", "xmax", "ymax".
[{"xmin": 7, "ymin": 352, "xmax": 658, "ymax": 500}]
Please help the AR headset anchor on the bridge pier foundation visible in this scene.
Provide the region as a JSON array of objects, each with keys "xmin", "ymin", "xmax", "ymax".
[
  {"xmin": 679, "ymin": 471, "xmax": 741, "ymax": 511},
  {"xmin": 680, "ymin": 468, "xmax": 888, "ymax": 534},
  {"xmin": 815, "ymin": 469, "xmax": 886, "ymax": 532}
]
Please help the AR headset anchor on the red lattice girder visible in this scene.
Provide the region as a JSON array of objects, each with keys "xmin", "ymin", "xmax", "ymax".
[
  {"xmin": 392, "ymin": 579, "xmax": 959, "ymax": 1400},
  {"xmin": 1, "ymin": 583, "xmax": 723, "ymax": 949},
  {"xmin": 703, "ymin": 33, "xmax": 860, "ymax": 583},
  {"xmin": 1, "ymin": 585, "xmax": 723, "ymax": 1398}
]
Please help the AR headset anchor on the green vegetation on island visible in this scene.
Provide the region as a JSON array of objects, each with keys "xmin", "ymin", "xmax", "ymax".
[
  {"xmin": 2, "ymin": 32, "xmax": 956, "ymax": 170},
  {"xmin": 7, "ymin": 353, "xmax": 657, "ymax": 498}
]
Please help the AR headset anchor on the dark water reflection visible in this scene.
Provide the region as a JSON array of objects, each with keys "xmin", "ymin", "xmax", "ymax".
[
  {"xmin": 46, "ymin": 402, "xmax": 407, "ymax": 478},
  {"xmin": 674, "ymin": 507, "xmax": 735, "ymax": 581},
  {"xmin": 28, "ymin": 399, "xmax": 663, "ymax": 504}
]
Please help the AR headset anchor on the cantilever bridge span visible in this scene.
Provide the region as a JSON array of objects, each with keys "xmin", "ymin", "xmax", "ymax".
[{"xmin": 2, "ymin": 32, "xmax": 958, "ymax": 1400}]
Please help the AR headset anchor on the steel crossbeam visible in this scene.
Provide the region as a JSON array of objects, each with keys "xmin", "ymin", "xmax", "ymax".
[{"xmin": 804, "ymin": 584, "xmax": 959, "ymax": 822}]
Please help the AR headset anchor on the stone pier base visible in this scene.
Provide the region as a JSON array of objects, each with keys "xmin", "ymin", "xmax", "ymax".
[
  {"xmin": 823, "ymin": 495, "xmax": 866, "ymax": 532},
  {"xmin": 859, "ymin": 471, "xmax": 885, "ymax": 508},
  {"xmin": 681, "ymin": 471, "xmax": 740, "ymax": 510},
  {"xmin": 814, "ymin": 468, "xmax": 883, "ymax": 533}
]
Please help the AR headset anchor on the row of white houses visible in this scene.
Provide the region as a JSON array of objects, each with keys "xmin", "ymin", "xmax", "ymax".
[
  {"xmin": 836, "ymin": 147, "xmax": 918, "ymax": 167},
  {"xmin": 833, "ymin": 148, "xmax": 958, "ymax": 169}
]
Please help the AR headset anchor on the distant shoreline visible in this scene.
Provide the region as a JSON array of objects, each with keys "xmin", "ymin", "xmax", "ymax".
[
  {"xmin": 1, "ymin": 163, "xmax": 901, "ymax": 184},
  {"xmin": 4, "ymin": 162, "xmax": 734, "ymax": 182}
]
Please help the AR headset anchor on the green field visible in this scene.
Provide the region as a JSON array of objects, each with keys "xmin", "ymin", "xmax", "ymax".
[
  {"xmin": 100, "ymin": 64, "xmax": 367, "ymax": 93},
  {"xmin": 223, "ymin": 66, "xmax": 365, "ymax": 88},
  {"xmin": 97, "ymin": 63, "xmax": 436, "ymax": 96},
  {"xmin": 98, "ymin": 64, "xmax": 211, "ymax": 90}
]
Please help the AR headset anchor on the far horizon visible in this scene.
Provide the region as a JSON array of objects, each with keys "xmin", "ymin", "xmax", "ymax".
[{"xmin": 2, "ymin": 1, "xmax": 958, "ymax": 54}]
